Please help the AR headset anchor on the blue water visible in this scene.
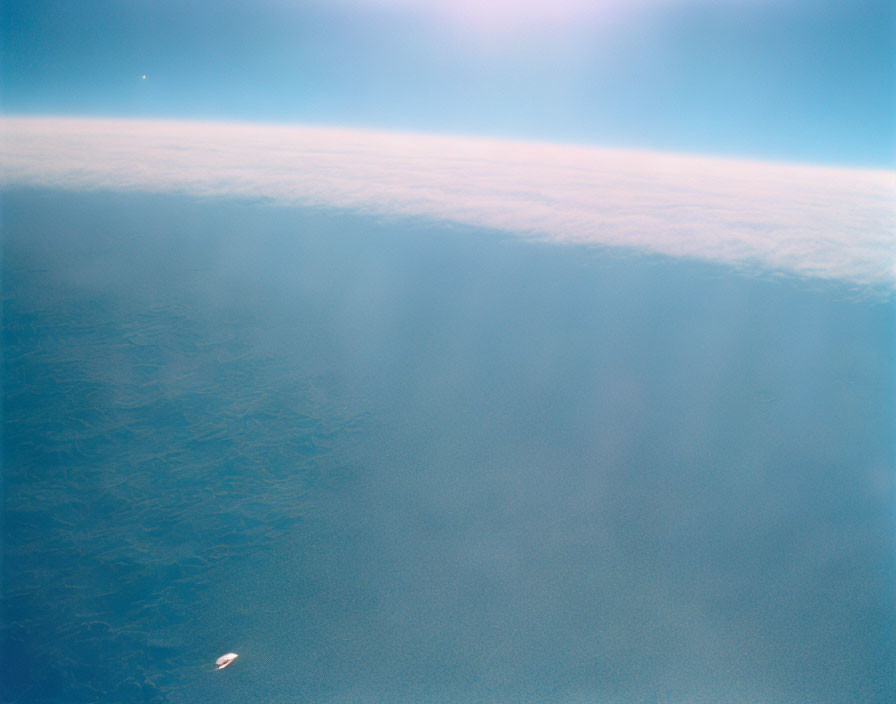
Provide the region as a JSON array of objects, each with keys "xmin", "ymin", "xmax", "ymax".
[{"xmin": 2, "ymin": 188, "xmax": 894, "ymax": 703}]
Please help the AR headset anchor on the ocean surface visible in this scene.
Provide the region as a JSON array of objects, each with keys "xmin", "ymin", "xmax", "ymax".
[{"xmin": 2, "ymin": 188, "xmax": 894, "ymax": 703}]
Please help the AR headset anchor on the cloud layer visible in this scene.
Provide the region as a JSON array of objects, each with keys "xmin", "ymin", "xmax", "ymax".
[{"xmin": 2, "ymin": 116, "xmax": 894, "ymax": 289}]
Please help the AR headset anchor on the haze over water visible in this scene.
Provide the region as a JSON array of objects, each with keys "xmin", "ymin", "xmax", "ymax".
[
  {"xmin": 3, "ymin": 187, "xmax": 893, "ymax": 703},
  {"xmin": 3, "ymin": 0, "xmax": 895, "ymax": 701}
]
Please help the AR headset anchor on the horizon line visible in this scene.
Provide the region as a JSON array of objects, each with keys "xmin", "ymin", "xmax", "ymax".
[{"xmin": 3, "ymin": 111, "xmax": 893, "ymax": 174}]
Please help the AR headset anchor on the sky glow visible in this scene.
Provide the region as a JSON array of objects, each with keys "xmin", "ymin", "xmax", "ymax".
[
  {"xmin": 4, "ymin": 116, "xmax": 892, "ymax": 290},
  {"xmin": 2, "ymin": 0, "xmax": 891, "ymax": 166},
  {"xmin": 342, "ymin": 0, "xmax": 623, "ymax": 33},
  {"xmin": 336, "ymin": 0, "xmax": 770, "ymax": 31}
]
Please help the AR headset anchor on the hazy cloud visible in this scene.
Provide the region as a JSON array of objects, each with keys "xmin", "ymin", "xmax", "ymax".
[{"xmin": 2, "ymin": 116, "xmax": 894, "ymax": 289}]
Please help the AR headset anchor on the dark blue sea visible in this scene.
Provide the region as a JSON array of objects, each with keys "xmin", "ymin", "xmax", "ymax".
[{"xmin": 2, "ymin": 188, "xmax": 894, "ymax": 703}]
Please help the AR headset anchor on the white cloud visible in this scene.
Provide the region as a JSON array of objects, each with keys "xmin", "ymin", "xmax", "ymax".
[{"xmin": 2, "ymin": 116, "xmax": 894, "ymax": 290}]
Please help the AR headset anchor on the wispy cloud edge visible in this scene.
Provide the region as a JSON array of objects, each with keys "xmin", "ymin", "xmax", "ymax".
[{"xmin": 3, "ymin": 116, "xmax": 894, "ymax": 289}]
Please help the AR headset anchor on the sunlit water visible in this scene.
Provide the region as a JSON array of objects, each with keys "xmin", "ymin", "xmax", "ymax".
[{"xmin": 2, "ymin": 189, "xmax": 894, "ymax": 703}]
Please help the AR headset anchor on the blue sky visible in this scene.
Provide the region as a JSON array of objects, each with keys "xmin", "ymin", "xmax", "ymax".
[{"xmin": 2, "ymin": 0, "xmax": 894, "ymax": 167}]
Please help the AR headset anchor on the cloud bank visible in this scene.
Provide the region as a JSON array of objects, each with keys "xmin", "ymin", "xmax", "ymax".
[{"xmin": 2, "ymin": 116, "xmax": 894, "ymax": 289}]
